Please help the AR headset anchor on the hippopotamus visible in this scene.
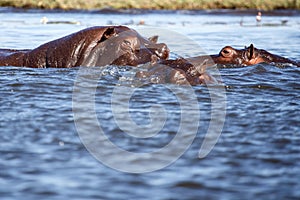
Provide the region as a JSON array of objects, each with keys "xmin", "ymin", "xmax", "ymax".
[
  {"xmin": 0, "ymin": 26, "xmax": 169, "ymax": 68},
  {"xmin": 187, "ymin": 44, "xmax": 300, "ymax": 67},
  {"xmin": 136, "ymin": 56, "xmax": 219, "ymax": 85},
  {"xmin": 135, "ymin": 43, "xmax": 300, "ymax": 85}
]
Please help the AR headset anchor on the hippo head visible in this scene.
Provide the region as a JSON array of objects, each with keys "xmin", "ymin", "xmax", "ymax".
[
  {"xmin": 212, "ymin": 44, "xmax": 266, "ymax": 66},
  {"xmin": 80, "ymin": 26, "xmax": 169, "ymax": 67},
  {"xmin": 212, "ymin": 44, "xmax": 300, "ymax": 67},
  {"xmin": 136, "ymin": 58, "xmax": 219, "ymax": 85}
]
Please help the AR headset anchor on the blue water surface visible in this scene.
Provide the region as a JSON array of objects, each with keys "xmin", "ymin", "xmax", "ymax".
[{"xmin": 0, "ymin": 8, "xmax": 300, "ymax": 200}]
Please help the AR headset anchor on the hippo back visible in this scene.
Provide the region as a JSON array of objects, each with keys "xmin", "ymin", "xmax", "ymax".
[
  {"xmin": 23, "ymin": 26, "xmax": 131, "ymax": 68},
  {"xmin": 0, "ymin": 49, "xmax": 30, "ymax": 66}
]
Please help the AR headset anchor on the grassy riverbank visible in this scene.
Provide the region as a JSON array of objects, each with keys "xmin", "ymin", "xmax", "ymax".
[{"xmin": 1, "ymin": 0, "xmax": 300, "ymax": 10}]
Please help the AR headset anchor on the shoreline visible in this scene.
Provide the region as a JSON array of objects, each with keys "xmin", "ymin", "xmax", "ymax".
[
  {"xmin": 1, "ymin": 7, "xmax": 300, "ymax": 17},
  {"xmin": 0, "ymin": 0, "xmax": 299, "ymax": 11}
]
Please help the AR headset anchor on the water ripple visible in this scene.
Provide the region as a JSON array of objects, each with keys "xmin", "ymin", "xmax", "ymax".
[{"xmin": 1, "ymin": 11, "xmax": 300, "ymax": 200}]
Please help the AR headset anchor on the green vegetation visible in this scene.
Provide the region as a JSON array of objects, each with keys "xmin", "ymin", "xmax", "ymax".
[{"xmin": 0, "ymin": 0, "xmax": 299, "ymax": 10}]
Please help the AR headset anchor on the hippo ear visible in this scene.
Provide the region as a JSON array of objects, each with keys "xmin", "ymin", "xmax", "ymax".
[
  {"xmin": 99, "ymin": 27, "xmax": 117, "ymax": 43},
  {"xmin": 148, "ymin": 35, "xmax": 159, "ymax": 43},
  {"xmin": 246, "ymin": 44, "xmax": 255, "ymax": 59}
]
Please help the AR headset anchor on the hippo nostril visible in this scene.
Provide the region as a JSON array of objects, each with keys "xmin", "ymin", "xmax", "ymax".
[{"xmin": 134, "ymin": 47, "xmax": 140, "ymax": 53}]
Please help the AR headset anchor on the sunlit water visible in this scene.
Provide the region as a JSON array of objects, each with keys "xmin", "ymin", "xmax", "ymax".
[{"xmin": 1, "ymin": 8, "xmax": 300, "ymax": 199}]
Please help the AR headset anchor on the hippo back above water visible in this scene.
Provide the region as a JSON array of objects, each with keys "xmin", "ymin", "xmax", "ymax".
[{"xmin": 0, "ymin": 26, "xmax": 169, "ymax": 68}]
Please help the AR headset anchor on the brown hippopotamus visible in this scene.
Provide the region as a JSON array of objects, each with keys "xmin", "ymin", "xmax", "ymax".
[
  {"xmin": 0, "ymin": 26, "xmax": 169, "ymax": 68},
  {"xmin": 136, "ymin": 56, "xmax": 219, "ymax": 85},
  {"xmin": 187, "ymin": 44, "xmax": 300, "ymax": 67},
  {"xmin": 135, "ymin": 43, "xmax": 299, "ymax": 85}
]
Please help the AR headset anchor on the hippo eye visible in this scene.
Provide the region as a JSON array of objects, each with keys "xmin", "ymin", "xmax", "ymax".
[
  {"xmin": 222, "ymin": 49, "xmax": 230, "ymax": 54},
  {"xmin": 221, "ymin": 48, "xmax": 233, "ymax": 58},
  {"xmin": 121, "ymin": 40, "xmax": 134, "ymax": 53},
  {"xmin": 123, "ymin": 40, "xmax": 131, "ymax": 46}
]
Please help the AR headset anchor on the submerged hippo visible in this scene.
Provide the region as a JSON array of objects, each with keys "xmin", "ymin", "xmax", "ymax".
[
  {"xmin": 136, "ymin": 43, "xmax": 299, "ymax": 85},
  {"xmin": 187, "ymin": 44, "xmax": 300, "ymax": 67},
  {"xmin": 136, "ymin": 56, "xmax": 219, "ymax": 85},
  {"xmin": 0, "ymin": 26, "xmax": 169, "ymax": 68}
]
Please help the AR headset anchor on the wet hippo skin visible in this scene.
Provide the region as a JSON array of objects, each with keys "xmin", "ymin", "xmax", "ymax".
[
  {"xmin": 136, "ymin": 57, "xmax": 219, "ymax": 85},
  {"xmin": 136, "ymin": 44, "xmax": 299, "ymax": 85},
  {"xmin": 0, "ymin": 26, "xmax": 169, "ymax": 68},
  {"xmin": 187, "ymin": 44, "xmax": 300, "ymax": 67}
]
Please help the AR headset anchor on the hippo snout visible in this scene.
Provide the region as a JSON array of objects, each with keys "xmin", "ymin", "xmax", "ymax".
[
  {"xmin": 147, "ymin": 43, "xmax": 169, "ymax": 60},
  {"xmin": 155, "ymin": 43, "xmax": 169, "ymax": 60}
]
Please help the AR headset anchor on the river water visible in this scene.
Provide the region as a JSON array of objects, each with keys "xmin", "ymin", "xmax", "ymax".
[{"xmin": 0, "ymin": 8, "xmax": 300, "ymax": 200}]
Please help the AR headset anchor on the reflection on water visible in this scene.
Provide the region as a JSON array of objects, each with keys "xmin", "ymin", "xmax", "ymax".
[{"xmin": 1, "ymin": 8, "xmax": 300, "ymax": 200}]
